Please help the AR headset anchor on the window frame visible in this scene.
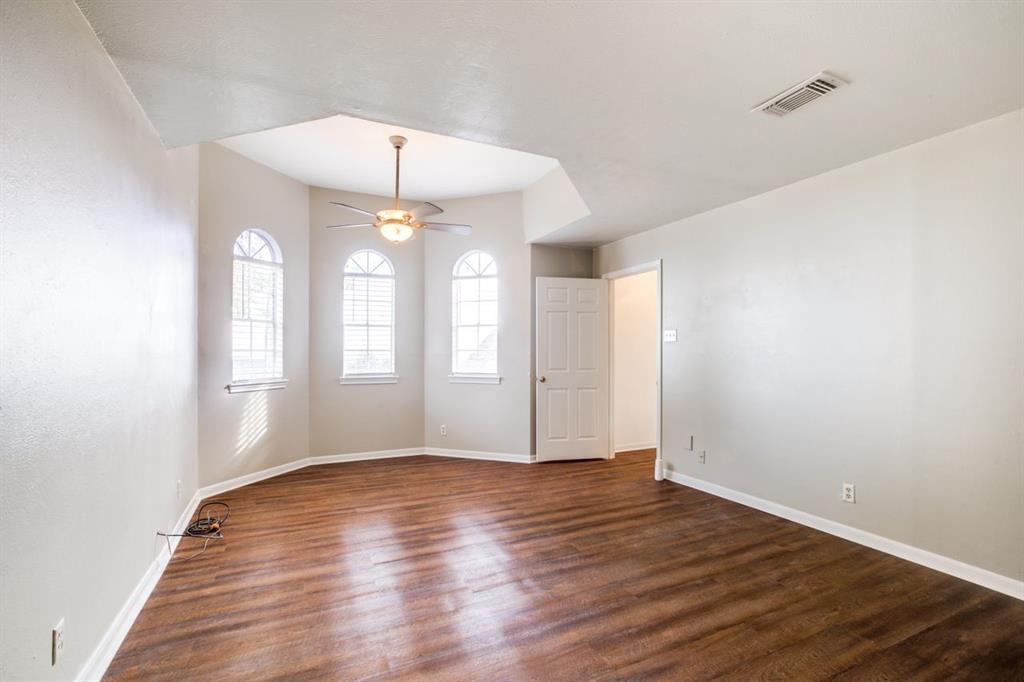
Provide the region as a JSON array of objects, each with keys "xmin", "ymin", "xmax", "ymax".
[
  {"xmin": 339, "ymin": 249, "xmax": 398, "ymax": 384},
  {"xmin": 450, "ymin": 250, "xmax": 501, "ymax": 384},
  {"xmin": 228, "ymin": 229, "xmax": 286, "ymax": 394}
]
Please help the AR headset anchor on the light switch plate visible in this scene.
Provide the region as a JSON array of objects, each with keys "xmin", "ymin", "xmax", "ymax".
[
  {"xmin": 663, "ymin": 329, "xmax": 678, "ymax": 343},
  {"xmin": 52, "ymin": 618, "xmax": 64, "ymax": 665}
]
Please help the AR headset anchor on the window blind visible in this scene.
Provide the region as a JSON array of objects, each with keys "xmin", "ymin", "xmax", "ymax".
[
  {"xmin": 342, "ymin": 250, "xmax": 395, "ymax": 376},
  {"xmin": 231, "ymin": 230, "xmax": 284, "ymax": 383},
  {"xmin": 452, "ymin": 251, "xmax": 498, "ymax": 375}
]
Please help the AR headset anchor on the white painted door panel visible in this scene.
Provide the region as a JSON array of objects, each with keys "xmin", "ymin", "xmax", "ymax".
[{"xmin": 536, "ymin": 277, "xmax": 609, "ymax": 461}]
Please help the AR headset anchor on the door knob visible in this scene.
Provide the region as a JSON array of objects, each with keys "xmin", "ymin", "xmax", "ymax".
[{"xmin": 538, "ymin": 376, "xmax": 546, "ymax": 383}]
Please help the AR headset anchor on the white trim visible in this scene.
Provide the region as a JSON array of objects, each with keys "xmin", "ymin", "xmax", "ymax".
[
  {"xmin": 603, "ymin": 259, "xmax": 663, "ymax": 480},
  {"xmin": 664, "ymin": 469, "xmax": 1024, "ymax": 601},
  {"xmin": 425, "ymin": 447, "xmax": 532, "ymax": 463},
  {"xmin": 603, "ymin": 261, "xmax": 662, "ymax": 280},
  {"xmin": 200, "ymin": 447, "xmax": 530, "ymax": 499},
  {"xmin": 338, "ymin": 374, "xmax": 399, "ymax": 385},
  {"xmin": 198, "ymin": 448, "xmax": 422, "ymax": 497},
  {"xmin": 448, "ymin": 373, "xmax": 502, "ymax": 384},
  {"xmin": 226, "ymin": 378, "xmax": 288, "ymax": 393},
  {"xmin": 200, "ymin": 459, "xmax": 308, "ymax": 498},
  {"xmin": 76, "ymin": 490, "xmax": 202, "ymax": 682},
  {"xmin": 615, "ymin": 442, "xmax": 657, "ymax": 453},
  {"xmin": 305, "ymin": 447, "xmax": 424, "ymax": 466}
]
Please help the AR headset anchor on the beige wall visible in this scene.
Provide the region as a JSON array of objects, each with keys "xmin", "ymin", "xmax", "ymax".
[
  {"xmin": 613, "ymin": 271, "xmax": 658, "ymax": 451},
  {"xmin": 595, "ymin": 110, "xmax": 1024, "ymax": 581},
  {"xmin": 197, "ymin": 144, "xmax": 310, "ymax": 485},
  {"xmin": 1, "ymin": 2, "xmax": 199, "ymax": 679},
  {"xmin": 308, "ymin": 187, "xmax": 425, "ymax": 455},
  {"xmin": 424, "ymin": 193, "xmax": 533, "ymax": 455}
]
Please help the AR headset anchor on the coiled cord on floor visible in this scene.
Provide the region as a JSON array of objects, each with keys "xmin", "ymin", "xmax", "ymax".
[{"xmin": 157, "ymin": 501, "xmax": 230, "ymax": 560}]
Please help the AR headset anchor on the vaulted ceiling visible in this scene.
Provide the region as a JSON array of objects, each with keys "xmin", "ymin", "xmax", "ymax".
[{"xmin": 77, "ymin": 1, "xmax": 1023, "ymax": 245}]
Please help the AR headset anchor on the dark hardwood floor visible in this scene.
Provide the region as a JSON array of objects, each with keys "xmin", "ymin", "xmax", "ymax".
[{"xmin": 105, "ymin": 450, "xmax": 1024, "ymax": 680}]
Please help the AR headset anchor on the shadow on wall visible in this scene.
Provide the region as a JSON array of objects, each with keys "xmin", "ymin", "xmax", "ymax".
[{"xmin": 234, "ymin": 391, "xmax": 269, "ymax": 457}]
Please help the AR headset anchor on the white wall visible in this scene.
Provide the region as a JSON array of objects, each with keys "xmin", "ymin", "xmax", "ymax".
[
  {"xmin": 595, "ymin": 110, "xmax": 1024, "ymax": 582},
  {"xmin": 613, "ymin": 271, "xmax": 658, "ymax": 451},
  {"xmin": 198, "ymin": 143, "xmax": 310, "ymax": 486},
  {"xmin": 308, "ymin": 187, "xmax": 425, "ymax": 456},
  {"xmin": 522, "ymin": 166, "xmax": 591, "ymax": 243},
  {"xmin": 424, "ymin": 193, "xmax": 533, "ymax": 455},
  {"xmin": 0, "ymin": 2, "xmax": 199, "ymax": 679}
]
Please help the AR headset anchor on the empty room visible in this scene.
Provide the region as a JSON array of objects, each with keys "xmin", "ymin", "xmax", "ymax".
[{"xmin": 2, "ymin": 1, "xmax": 1023, "ymax": 680}]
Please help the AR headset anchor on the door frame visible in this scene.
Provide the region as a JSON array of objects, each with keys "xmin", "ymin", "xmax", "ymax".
[{"xmin": 603, "ymin": 260, "xmax": 663, "ymax": 479}]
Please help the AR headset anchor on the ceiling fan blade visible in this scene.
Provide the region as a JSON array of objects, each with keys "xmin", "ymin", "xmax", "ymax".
[
  {"xmin": 409, "ymin": 201, "xmax": 443, "ymax": 220},
  {"xmin": 329, "ymin": 201, "xmax": 377, "ymax": 218},
  {"xmin": 421, "ymin": 222, "xmax": 472, "ymax": 236},
  {"xmin": 325, "ymin": 223, "xmax": 375, "ymax": 230}
]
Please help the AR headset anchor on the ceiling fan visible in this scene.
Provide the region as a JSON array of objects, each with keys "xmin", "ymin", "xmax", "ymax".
[{"xmin": 326, "ymin": 135, "xmax": 473, "ymax": 243}]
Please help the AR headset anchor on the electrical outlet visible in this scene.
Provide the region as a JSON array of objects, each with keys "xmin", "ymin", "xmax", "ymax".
[
  {"xmin": 440, "ymin": 424, "xmax": 447, "ymax": 437},
  {"xmin": 176, "ymin": 479, "xmax": 182, "ymax": 500},
  {"xmin": 52, "ymin": 618, "xmax": 64, "ymax": 665},
  {"xmin": 842, "ymin": 483, "xmax": 856, "ymax": 504},
  {"xmin": 697, "ymin": 450, "xmax": 707, "ymax": 464}
]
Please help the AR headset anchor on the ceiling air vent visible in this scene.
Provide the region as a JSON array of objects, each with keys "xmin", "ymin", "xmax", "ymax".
[{"xmin": 752, "ymin": 71, "xmax": 848, "ymax": 117}]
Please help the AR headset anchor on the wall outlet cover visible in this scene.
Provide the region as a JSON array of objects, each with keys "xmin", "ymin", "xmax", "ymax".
[{"xmin": 842, "ymin": 483, "xmax": 856, "ymax": 503}]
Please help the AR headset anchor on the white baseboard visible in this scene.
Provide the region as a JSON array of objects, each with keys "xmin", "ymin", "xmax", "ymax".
[
  {"xmin": 198, "ymin": 447, "xmax": 532, "ymax": 499},
  {"xmin": 664, "ymin": 470, "xmax": 1023, "ymax": 601},
  {"xmin": 307, "ymin": 447, "xmax": 425, "ymax": 466},
  {"xmin": 615, "ymin": 442, "xmax": 657, "ymax": 453},
  {"xmin": 76, "ymin": 490, "xmax": 202, "ymax": 681},
  {"xmin": 425, "ymin": 447, "xmax": 533, "ymax": 464},
  {"xmin": 199, "ymin": 460, "xmax": 309, "ymax": 498}
]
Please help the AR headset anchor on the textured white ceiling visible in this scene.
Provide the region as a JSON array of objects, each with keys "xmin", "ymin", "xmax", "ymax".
[
  {"xmin": 77, "ymin": 1, "xmax": 1023, "ymax": 245},
  {"xmin": 217, "ymin": 114, "xmax": 558, "ymax": 201}
]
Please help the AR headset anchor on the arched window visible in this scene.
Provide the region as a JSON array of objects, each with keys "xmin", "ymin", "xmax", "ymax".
[
  {"xmin": 231, "ymin": 229, "xmax": 284, "ymax": 385},
  {"xmin": 451, "ymin": 250, "xmax": 498, "ymax": 377},
  {"xmin": 342, "ymin": 249, "xmax": 396, "ymax": 378}
]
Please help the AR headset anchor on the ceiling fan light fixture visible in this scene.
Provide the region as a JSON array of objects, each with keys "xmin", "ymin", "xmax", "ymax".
[
  {"xmin": 379, "ymin": 221, "xmax": 414, "ymax": 243},
  {"xmin": 377, "ymin": 208, "xmax": 409, "ymax": 223},
  {"xmin": 326, "ymin": 136, "xmax": 472, "ymax": 241}
]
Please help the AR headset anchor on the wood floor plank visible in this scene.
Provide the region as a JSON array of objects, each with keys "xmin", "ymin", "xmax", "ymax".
[{"xmin": 103, "ymin": 451, "xmax": 1024, "ymax": 680}]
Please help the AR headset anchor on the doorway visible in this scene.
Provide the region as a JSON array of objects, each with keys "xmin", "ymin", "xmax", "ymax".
[{"xmin": 605, "ymin": 262, "xmax": 662, "ymax": 478}]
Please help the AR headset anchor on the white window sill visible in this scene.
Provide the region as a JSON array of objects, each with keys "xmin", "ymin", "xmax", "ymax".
[
  {"xmin": 448, "ymin": 374, "xmax": 502, "ymax": 385},
  {"xmin": 339, "ymin": 374, "xmax": 399, "ymax": 385},
  {"xmin": 226, "ymin": 379, "xmax": 288, "ymax": 394}
]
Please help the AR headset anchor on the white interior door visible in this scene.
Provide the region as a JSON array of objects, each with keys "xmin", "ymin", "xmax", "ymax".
[{"xmin": 536, "ymin": 277, "xmax": 610, "ymax": 461}]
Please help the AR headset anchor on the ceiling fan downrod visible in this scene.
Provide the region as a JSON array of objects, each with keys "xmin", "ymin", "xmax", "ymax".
[{"xmin": 389, "ymin": 135, "xmax": 407, "ymax": 210}]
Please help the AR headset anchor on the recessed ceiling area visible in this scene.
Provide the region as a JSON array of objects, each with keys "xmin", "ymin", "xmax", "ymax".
[
  {"xmin": 217, "ymin": 114, "xmax": 559, "ymax": 201},
  {"xmin": 77, "ymin": 1, "xmax": 1024, "ymax": 245}
]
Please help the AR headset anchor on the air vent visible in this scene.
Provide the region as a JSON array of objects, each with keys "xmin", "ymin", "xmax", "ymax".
[{"xmin": 752, "ymin": 71, "xmax": 848, "ymax": 117}]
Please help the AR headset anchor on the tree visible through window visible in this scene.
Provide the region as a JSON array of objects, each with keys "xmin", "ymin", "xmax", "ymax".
[
  {"xmin": 452, "ymin": 250, "xmax": 497, "ymax": 375},
  {"xmin": 342, "ymin": 249, "xmax": 396, "ymax": 376},
  {"xmin": 232, "ymin": 229, "xmax": 284, "ymax": 383}
]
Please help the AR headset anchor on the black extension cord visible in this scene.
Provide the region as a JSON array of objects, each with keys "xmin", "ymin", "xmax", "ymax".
[{"xmin": 157, "ymin": 501, "xmax": 230, "ymax": 560}]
